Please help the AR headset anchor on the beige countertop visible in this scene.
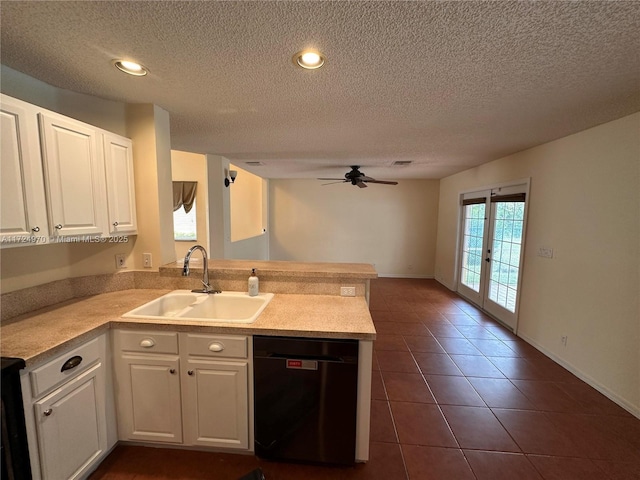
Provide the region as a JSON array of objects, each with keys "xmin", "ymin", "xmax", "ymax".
[{"xmin": 1, "ymin": 289, "xmax": 376, "ymax": 368}]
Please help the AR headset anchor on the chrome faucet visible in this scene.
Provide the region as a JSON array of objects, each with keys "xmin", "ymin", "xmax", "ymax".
[{"xmin": 182, "ymin": 245, "xmax": 220, "ymax": 294}]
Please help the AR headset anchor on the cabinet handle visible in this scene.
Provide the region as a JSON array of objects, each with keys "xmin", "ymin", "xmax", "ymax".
[
  {"xmin": 113, "ymin": 221, "xmax": 119, "ymax": 227},
  {"xmin": 54, "ymin": 224, "xmax": 63, "ymax": 230},
  {"xmin": 43, "ymin": 409, "xmax": 53, "ymax": 417},
  {"xmin": 169, "ymin": 369, "xmax": 176, "ymax": 374},
  {"xmin": 61, "ymin": 355, "xmax": 83, "ymax": 372},
  {"xmin": 31, "ymin": 226, "xmax": 40, "ymax": 233},
  {"xmin": 188, "ymin": 370, "xmax": 194, "ymax": 376},
  {"xmin": 208, "ymin": 342, "xmax": 224, "ymax": 352},
  {"xmin": 140, "ymin": 339, "xmax": 155, "ymax": 348}
]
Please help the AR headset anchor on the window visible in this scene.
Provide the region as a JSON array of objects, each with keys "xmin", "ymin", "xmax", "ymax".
[
  {"xmin": 173, "ymin": 181, "xmax": 197, "ymax": 241},
  {"xmin": 174, "ymin": 199, "xmax": 197, "ymax": 241}
]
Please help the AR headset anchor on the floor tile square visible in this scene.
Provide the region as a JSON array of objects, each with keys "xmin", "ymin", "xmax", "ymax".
[
  {"xmin": 528, "ymin": 455, "xmax": 614, "ymax": 480},
  {"xmin": 413, "ymin": 352, "xmax": 463, "ymax": 376},
  {"xmin": 511, "ymin": 380, "xmax": 579, "ymax": 412},
  {"xmin": 464, "ymin": 451, "xmax": 542, "ymax": 480},
  {"xmin": 375, "ymin": 350, "xmax": 419, "ymax": 373},
  {"xmin": 381, "ymin": 371, "xmax": 435, "ymax": 403},
  {"xmin": 450, "ymin": 354, "xmax": 506, "ymax": 378},
  {"xmin": 373, "ymin": 334, "xmax": 409, "ymax": 351},
  {"xmin": 371, "ymin": 369, "xmax": 387, "ymax": 400},
  {"xmin": 369, "ymin": 399, "xmax": 398, "ymax": 443},
  {"xmin": 425, "ymin": 374, "xmax": 485, "ymax": 406},
  {"xmin": 467, "ymin": 377, "xmax": 536, "ymax": 409},
  {"xmin": 492, "ymin": 409, "xmax": 581, "ymax": 457},
  {"xmin": 442, "ymin": 405, "xmax": 520, "ymax": 452},
  {"xmin": 436, "ymin": 337, "xmax": 483, "ymax": 355},
  {"xmin": 390, "ymin": 402, "xmax": 458, "ymax": 447},
  {"xmin": 469, "ymin": 338, "xmax": 518, "ymax": 357},
  {"xmin": 401, "ymin": 445, "xmax": 475, "ymax": 480},
  {"xmin": 403, "ymin": 335, "xmax": 445, "ymax": 354}
]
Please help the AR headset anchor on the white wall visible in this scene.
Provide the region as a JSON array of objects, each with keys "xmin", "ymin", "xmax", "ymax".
[
  {"xmin": 230, "ymin": 164, "xmax": 264, "ymax": 242},
  {"xmin": 206, "ymin": 156, "xmax": 269, "ymax": 261},
  {"xmin": 435, "ymin": 112, "xmax": 640, "ymax": 415},
  {"xmin": 269, "ymin": 179, "xmax": 440, "ymax": 276}
]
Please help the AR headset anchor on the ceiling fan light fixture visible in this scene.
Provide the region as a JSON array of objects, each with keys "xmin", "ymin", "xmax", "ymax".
[
  {"xmin": 113, "ymin": 59, "xmax": 148, "ymax": 76},
  {"xmin": 294, "ymin": 50, "xmax": 325, "ymax": 70}
]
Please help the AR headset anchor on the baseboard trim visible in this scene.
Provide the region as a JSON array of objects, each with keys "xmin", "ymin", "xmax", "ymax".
[
  {"xmin": 517, "ymin": 331, "xmax": 640, "ymax": 419},
  {"xmin": 377, "ymin": 274, "xmax": 435, "ymax": 279}
]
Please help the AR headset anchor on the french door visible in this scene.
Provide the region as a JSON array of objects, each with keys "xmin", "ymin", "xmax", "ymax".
[{"xmin": 457, "ymin": 183, "xmax": 528, "ymax": 331}]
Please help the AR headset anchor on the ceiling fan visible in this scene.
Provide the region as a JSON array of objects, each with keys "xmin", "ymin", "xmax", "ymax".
[{"xmin": 318, "ymin": 165, "xmax": 398, "ymax": 188}]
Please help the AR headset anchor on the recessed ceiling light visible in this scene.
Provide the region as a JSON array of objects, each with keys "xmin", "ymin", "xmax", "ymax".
[
  {"xmin": 293, "ymin": 50, "xmax": 325, "ymax": 70},
  {"xmin": 113, "ymin": 59, "xmax": 148, "ymax": 76}
]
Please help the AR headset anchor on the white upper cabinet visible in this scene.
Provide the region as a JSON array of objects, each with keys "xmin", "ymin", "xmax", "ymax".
[
  {"xmin": 103, "ymin": 133, "xmax": 137, "ymax": 234},
  {"xmin": 0, "ymin": 95, "xmax": 49, "ymax": 245},
  {"xmin": 39, "ymin": 111, "xmax": 108, "ymax": 237},
  {"xmin": 0, "ymin": 94, "xmax": 137, "ymax": 245}
]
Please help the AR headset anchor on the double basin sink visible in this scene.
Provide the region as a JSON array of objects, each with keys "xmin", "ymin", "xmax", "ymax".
[{"xmin": 123, "ymin": 290, "xmax": 274, "ymax": 324}]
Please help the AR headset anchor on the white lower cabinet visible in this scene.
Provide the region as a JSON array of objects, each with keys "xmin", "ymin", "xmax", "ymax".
[
  {"xmin": 22, "ymin": 334, "xmax": 112, "ymax": 480},
  {"xmin": 117, "ymin": 355, "xmax": 183, "ymax": 443},
  {"xmin": 35, "ymin": 364, "xmax": 105, "ymax": 480},
  {"xmin": 112, "ymin": 330, "xmax": 251, "ymax": 452}
]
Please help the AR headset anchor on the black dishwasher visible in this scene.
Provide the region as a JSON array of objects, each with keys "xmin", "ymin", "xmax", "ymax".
[{"xmin": 253, "ymin": 336, "xmax": 359, "ymax": 465}]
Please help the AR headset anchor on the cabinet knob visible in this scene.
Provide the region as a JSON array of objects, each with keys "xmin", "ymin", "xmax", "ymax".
[
  {"xmin": 188, "ymin": 370, "xmax": 194, "ymax": 376},
  {"xmin": 31, "ymin": 226, "xmax": 40, "ymax": 233},
  {"xmin": 208, "ymin": 342, "xmax": 224, "ymax": 352},
  {"xmin": 55, "ymin": 224, "xmax": 62, "ymax": 230},
  {"xmin": 43, "ymin": 408, "xmax": 53, "ymax": 417},
  {"xmin": 169, "ymin": 369, "xmax": 176, "ymax": 374},
  {"xmin": 139, "ymin": 339, "xmax": 155, "ymax": 348},
  {"xmin": 113, "ymin": 221, "xmax": 119, "ymax": 227}
]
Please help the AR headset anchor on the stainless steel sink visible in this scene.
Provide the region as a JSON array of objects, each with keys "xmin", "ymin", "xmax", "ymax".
[{"xmin": 122, "ymin": 290, "xmax": 274, "ymax": 324}]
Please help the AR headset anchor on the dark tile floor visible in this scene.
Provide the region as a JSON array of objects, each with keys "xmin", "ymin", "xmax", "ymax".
[{"xmin": 90, "ymin": 278, "xmax": 640, "ymax": 480}]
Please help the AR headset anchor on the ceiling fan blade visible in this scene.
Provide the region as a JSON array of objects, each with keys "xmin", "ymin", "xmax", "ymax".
[
  {"xmin": 364, "ymin": 179, "xmax": 398, "ymax": 185},
  {"xmin": 356, "ymin": 180, "xmax": 368, "ymax": 188},
  {"xmin": 321, "ymin": 181, "xmax": 347, "ymax": 186},
  {"xmin": 317, "ymin": 178, "xmax": 345, "ymax": 181}
]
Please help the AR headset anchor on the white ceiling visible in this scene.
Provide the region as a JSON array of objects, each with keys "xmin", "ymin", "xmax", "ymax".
[{"xmin": 1, "ymin": 1, "xmax": 639, "ymax": 180}]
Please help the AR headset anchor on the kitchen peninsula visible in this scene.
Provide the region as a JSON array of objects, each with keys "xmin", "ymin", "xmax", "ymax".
[{"xmin": 0, "ymin": 260, "xmax": 377, "ymax": 479}]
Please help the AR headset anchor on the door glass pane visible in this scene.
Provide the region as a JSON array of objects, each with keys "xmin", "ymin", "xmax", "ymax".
[
  {"xmin": 460, "ymin": 203, "xmax": 485, "ymax": 292},
  {"xmin": 488, "ymin": 201, "xmax": 525, "ymax": 312}
]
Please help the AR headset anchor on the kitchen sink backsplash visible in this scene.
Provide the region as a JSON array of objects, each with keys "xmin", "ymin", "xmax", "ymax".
[{"xmin": 1, "ymin": 271, "xmax": 367, "ymax": 322}]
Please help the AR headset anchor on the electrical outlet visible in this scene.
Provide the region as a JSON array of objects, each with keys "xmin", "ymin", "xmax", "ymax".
[
  {"xmin": 561, "ymin": 335, "xmax": 568, "ymax": 347},
  {"xmin": 143, "ymin": 253, "xmax": 152, "ymax": 268},
  {"xmin": 115, "ymin": 254, "xmax": 126, "ymax": 269},
  {"xmin": 340, "ymin": 286, "xmax": 356, "ymax": 297}
]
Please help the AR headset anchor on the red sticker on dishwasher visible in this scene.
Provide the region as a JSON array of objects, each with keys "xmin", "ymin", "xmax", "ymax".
[{"xmin": 286, "ymin": 359, "xmax": 318, "ymax": 370}]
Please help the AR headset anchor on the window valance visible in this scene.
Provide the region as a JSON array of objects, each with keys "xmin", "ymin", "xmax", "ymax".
[{"xmin": 173, "ymin": 181, "xmax": 197, "ymax": 213}]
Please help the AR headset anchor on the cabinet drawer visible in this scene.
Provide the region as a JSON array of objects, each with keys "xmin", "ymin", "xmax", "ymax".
[
  {"xmin": 116, "ymin": 330, "xmax": 179, "ymax": 354},
  {"xmin": 184, "ymin": 334, "xmax": 247, "ymax": 359},
  {"xmin": 30, "ymin": 336, "xmax": 102, "ymax": 398}
]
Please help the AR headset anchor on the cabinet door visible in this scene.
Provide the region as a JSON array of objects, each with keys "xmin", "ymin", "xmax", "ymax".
[
  {"xmin": 0, "ymin": 95, "xmax": 49, "ymax": 244},
  {"xmin": 103, "ymin": 133, "xmax": 137, "ymax": 234},
  {"xmin": 182, "ymin": 359, "xmax": 249, "ymax": 449},
  {"xmin": 116, "ymin": 354, "xmax": 183, "ymax": 443},
  {"xmin": 38, "ymin": 112, "xmax": 107, "ymax": 237},
  {"xmin": 34, "ymin": 363, "xmax": 106, "ymax": 480}
]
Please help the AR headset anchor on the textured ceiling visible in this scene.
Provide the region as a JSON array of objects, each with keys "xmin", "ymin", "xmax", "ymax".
[{"xmin": 1, "ymin": 1, "xmax": 639, "ymax": 180}]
